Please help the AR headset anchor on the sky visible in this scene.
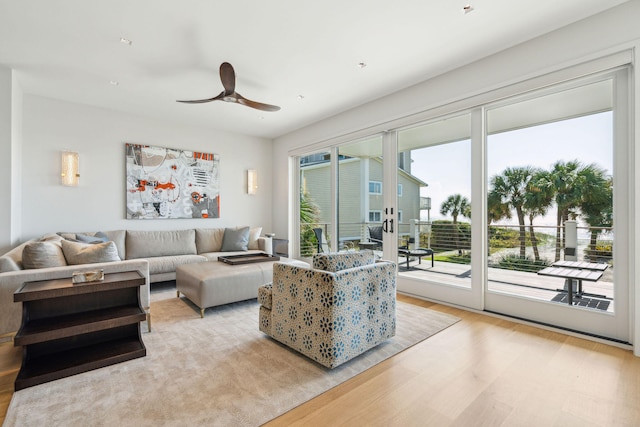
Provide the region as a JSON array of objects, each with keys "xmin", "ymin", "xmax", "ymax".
[{"xmin": 409, "ymin": 111, "xmax": 613, "ymax": 226}]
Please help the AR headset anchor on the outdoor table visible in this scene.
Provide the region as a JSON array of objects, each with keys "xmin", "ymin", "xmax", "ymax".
[
  {"xmin": 398, "ymin": 248, "xmax": 434, "ymax": 270},
  {"xmin": 537, "ymin": 260, "xmax": 608, "ymax": 306}
]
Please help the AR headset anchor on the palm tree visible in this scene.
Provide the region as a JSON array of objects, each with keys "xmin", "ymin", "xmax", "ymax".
[
  {"xmin": 487, "ymin": 189, "xmax": 511, "ymax": 226},
  {"xmin": 536, "ymin": 160, "xmax": 583, "ymax": 261},
  {"xmin": 489, "ymin": 166, "xmax": 536, "ymax": 258},
  {"xmin": 300, "ymin": 192, "xmax": 320, "ymax": 256},
  {"xmin": 523, "ymin": 169, "xmax": 554, "ymax": 261},
  {"xmin": 440, "ymin": 194, "xmax": 470, "ymax": 253},
  {"xmin": 578, "ymin": 166, "xmax": 612, "ymax": 262}
]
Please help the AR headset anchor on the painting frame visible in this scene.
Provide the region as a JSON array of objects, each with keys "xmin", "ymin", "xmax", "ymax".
[{"xmin": 125, "ymin": 143, "xmax": 220, "ymax": 219}]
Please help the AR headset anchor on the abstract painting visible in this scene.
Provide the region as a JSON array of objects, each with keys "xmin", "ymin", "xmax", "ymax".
[{"xmin": 125, "ymin": 143, "xmax": 220, "ymax": 219}]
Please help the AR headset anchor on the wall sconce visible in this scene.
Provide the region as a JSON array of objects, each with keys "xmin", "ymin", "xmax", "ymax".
[
  {"xmin": 247, "ymin": 169, "xmax": 258, "ymax": 195},
  {"xmin": 61, "ymin": 151, "xmax": 80, "ymax": 186}
]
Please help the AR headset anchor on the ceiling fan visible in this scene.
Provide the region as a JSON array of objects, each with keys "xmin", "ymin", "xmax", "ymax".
[{"xmin": 177, "ymin": 62, "xmax": 280, "ymax": 112}]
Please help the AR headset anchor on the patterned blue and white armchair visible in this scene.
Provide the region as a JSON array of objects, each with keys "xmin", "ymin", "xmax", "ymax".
[{"xmin": 258, "ymin": 251, "xmax": 396, "ymax": 368}]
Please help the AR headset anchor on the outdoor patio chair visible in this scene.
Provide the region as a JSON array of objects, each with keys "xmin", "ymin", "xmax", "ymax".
[
  {"xmin": 367, "ymin": 226, "xmax": 383, "ymax": 249},
  {"xmin": 313, "ymin": 227, "xmax": 326, "ymax": 253}
]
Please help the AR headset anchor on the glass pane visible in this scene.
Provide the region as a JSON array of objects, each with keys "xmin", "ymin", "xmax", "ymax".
[
  {"xmin": 337, "ymin": 135, "xmax": 384, "ymax": 252},
  {"xmin": 299, "ymin": 151, "xmax": 332, "ymax": 257},
  {"xmin": 396, "ymin": 113, "xmax": 472, "ymax": 288},
  {"xmin": 486, "ymin": 79, "xmax": 614, "ymax": 312}
]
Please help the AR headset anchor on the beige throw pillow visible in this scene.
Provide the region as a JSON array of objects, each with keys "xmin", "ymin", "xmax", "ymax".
[
  {"xmin": 247, "ymin": 226, "xmax": 262, "ymax": 250},
  {"xmin": 22, "ymin": 242, "xmax": 68, "ymax": 269},
  {"xmin": 61, "ymin": 240, "xmax": 120, "ymax": 265}
]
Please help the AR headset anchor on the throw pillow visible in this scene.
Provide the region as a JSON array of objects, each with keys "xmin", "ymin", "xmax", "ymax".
[
  {"xmin": 247, "ymin": 226, "xmax": 262, "ymax": 250},
  {"xmin": 76, "ymin": 233, "xmax": 108, "ymax": 243},
  {"xmin": 61, "ymin": 240, "xmax": 121, "ymax": 265},
  {"xmin": 22, "ymin": 242, "xmax": 68, "ymax": 269},
  {"xmin": 221, "ymin": 227, "xmax": 250, "ymax": 251}
]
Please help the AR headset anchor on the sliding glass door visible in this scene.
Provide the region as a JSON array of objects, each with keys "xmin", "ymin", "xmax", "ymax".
[
  {"xmin": 292, "ymin": 64, "xmax": 631, "ymax": 342},
  {"xmin": 484, "ymin": 69, "xmax": 630, "ymax": 340},
  {"xmin": 393, "ymin": 113, "xmax": 481, "ymax": 308},
  {"xmin": 299, "ymin": 150, "xmax": 333, "ymax": 257},
  {"xmin": 337, "ymin": 135, "xmax": 385, "ymax": 253}
]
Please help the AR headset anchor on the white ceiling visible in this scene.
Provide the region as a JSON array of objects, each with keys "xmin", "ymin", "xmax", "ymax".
[{"xmin": 0, "ymin": 0, "xmax": 628, "ymax": 139}]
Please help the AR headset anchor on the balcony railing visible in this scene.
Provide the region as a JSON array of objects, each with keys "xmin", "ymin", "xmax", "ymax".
[{"xmin": 300, "ymin": 221, "xmax": 613, "ymax": 268}]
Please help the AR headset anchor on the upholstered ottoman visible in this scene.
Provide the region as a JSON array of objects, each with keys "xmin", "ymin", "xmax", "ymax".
[{"xmin": 176, "ymin": 258, "xmax": 307, "ymax": 317}]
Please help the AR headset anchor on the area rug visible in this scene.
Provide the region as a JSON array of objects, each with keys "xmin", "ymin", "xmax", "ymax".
[{"xmin": 4, "ymin": 288, "xmax": 459, "ymax": 427}]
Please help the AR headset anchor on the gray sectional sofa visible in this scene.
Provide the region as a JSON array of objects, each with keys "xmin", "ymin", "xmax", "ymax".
[{"xmin": 0, "ymin": 226, "xmax": 270, "ymax": 337}]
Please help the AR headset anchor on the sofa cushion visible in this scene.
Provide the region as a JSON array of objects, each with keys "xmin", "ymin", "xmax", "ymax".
[
  {"xmin": 195, "ymin": 228, "xmax": 225, "ymax": 254},
  {"xmin": 312, "ymin": 250, "xmax": 375, "ymax": 272},
  {"xmin": 61, "ymin": 240, "xmax": 121, "ymax": 265},
  {"xmin": 145, "ymin": 254, "xmax": 207, "ymax": 275},
  {"xmin": 102, "ymin": 230, "xmax": 126, "ymax": 260},
  {"xmin": 22, "ymin": 242, "xmax": 68, "ymax": 269},
  {"xmin": 221, "ymin": 227, "xmax": 249, "ymax": 252},
  {"xmin": 126, "ymin": 229, "xmax": 197, "ymax": 259}
]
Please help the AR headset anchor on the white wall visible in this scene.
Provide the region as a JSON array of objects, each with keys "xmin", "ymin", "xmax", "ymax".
[
  {"xmin": 11, "ymin": 71, "xmax": 23, "ymax": 249},
  {"xmin": 0, "ymin": 67, "xmax": 10, "ymax": 252},
  {"xmin": 19, "ymin": 95, "xmax": 273, "ymax": 240},
  {"xmin": 0, "ymin": 66, "xmax": 17, "ymax": 254}
]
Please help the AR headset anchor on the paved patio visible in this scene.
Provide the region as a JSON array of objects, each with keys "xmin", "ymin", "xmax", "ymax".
[{"xmin": 398, "ymin": 256, "xmax": 614, "ymax": 313}]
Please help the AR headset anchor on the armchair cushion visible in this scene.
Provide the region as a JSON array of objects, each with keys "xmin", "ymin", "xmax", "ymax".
[{"xmin": 312, "ymin": 250, "xmax": 375, "ymax": 272}]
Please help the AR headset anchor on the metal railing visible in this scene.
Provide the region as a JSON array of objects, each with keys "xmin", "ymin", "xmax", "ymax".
[{"xmin": 300, "ymin": 221, "xmax": 613, "ymax": 273}]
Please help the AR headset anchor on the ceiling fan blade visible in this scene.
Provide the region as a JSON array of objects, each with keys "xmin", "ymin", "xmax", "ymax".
[
  {"xmin": 177, "ymin": 91, "xmax": 225, "ymax": 104},
  {"xmin": 235, "ymin": 92, "xmax": 281, "ymax": 112},
  {"xmin": 219, "ymin": 62, "xmax": 235, "ymax": 94}
]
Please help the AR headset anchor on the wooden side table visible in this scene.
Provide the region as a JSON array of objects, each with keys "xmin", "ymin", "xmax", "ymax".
[{"xmin": 13, "ymin": 271, "xmax": 147, "ymax": 390}]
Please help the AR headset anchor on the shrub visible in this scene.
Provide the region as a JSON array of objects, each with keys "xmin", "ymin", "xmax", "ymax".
[{"xmin": 494, "ymin": 253, "xmax": 550, "ymax": 272}]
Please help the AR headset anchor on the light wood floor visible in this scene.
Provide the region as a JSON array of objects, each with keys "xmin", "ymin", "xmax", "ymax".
[{"xmin": 2, "ymin": 295, "xmax": 639, "ymax": 426}]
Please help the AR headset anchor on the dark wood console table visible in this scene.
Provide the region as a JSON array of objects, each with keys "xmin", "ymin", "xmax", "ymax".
[{"xmin": 13, "ymin": 271, "xmax": 147, "ymax": 390}]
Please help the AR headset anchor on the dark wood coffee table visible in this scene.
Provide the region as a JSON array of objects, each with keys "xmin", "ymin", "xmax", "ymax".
[{"xmin": 13, "ymin": 271, "xmax": 147, "ymax": 390}]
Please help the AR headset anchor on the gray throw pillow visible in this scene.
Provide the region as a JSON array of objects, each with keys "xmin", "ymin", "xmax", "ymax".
[
  {"xmin": 22, "ymin": 242, "xmax": 68, "ymax": 269},
  {"xmin": 76, "ymin": 233, "xmax": 108, "ymax": 243},
  {"xmin": 61, "ymin": 240, "xmax": 121, "ymax": 265},
  {"xmin": 221, "ymin": 227, "xmax": 250, "ymax": 251}
]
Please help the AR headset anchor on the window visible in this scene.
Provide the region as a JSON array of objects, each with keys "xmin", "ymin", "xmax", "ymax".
[
  {"xmin": 368, "ymin": 210, "xmax": 382, "ymax": 222},
  {"xmin": 397, "ymin": 184, "xmax": 403, "ymax": 196},
  {"xmin": 369, "ymin": 181, "xmax": 382, "ymax": 194}
]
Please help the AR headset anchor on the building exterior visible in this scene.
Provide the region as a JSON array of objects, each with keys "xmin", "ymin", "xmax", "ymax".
[{"xmin": 300, "ymin": 153, "xmax": 427, "ymax": 248}]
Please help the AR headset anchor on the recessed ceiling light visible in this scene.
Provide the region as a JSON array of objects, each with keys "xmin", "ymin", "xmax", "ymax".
[
  {"xmin": 120, "ymin": 37, "xmax": 132, "ymax": 46},
  {"xmin": 462, "ymin": 4, "xmax": 474, "ymax": 14},
  {"xmin": 109, "ymin": 80, "xmax": 120, "ymax": 86},
  {"xmin": 357, "ymin": 62, "xmax": 367, "ymax": 69},
  {"xmin": 297, "ymin": 95, "xmax": 305, "ymax": 100}
]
